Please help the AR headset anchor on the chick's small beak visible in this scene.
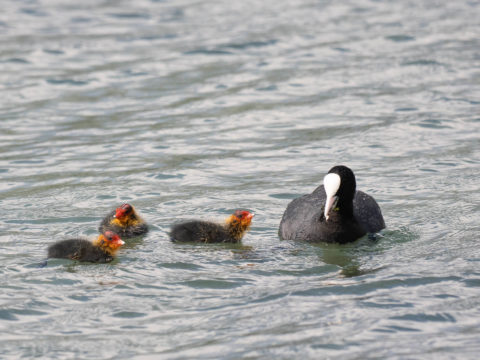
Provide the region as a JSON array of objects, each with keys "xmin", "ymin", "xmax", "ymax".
[
  {"xmin": 115, "ymin": 208, "xmax": 126, "ymax": 219},
  {"xmin": 241, "ymin": 212, "xmax": 254, "ymax": 224},
  {"xmin": 110, "ymin": 238, "xmax": 125, "ymax": 248}
]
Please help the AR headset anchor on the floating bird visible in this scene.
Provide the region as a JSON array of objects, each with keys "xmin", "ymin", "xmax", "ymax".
[
  {"xmin": 170, "ymin": 210, "xmax": 254, "ymax": 243},
  {"xmin": 47, "ymin": 231, "xmax": 124, "ymax": 263},
  {"xmin": 99, "ymin": 203, "xmax": 148, "ymax": 238},
  {"xmin": 279, "ymin": 165, "xmax": 385, "ymax": 243}
]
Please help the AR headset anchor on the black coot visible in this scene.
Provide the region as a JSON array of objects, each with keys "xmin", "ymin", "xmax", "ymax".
[{"xmin": 279, "ymin": 165, "xmax": 385, "ymax": 244}]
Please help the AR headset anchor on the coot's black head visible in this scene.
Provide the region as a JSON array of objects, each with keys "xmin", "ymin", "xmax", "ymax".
[{"xmin": 323, "ymin": 165, "xmax": 356, "ymax": 220}]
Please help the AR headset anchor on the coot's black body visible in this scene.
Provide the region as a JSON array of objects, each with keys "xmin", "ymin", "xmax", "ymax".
[
  {"xmin": 279, "ymin": 166, "xmax": 385, "ymax": 244},
  {"xmin": 48, "ymin": 239, "xmax": 114, "ymax": 263}
]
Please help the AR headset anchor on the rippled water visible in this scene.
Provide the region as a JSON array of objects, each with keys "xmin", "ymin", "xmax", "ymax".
[{"xmin": 1, "ymin": 0, "xmax": 480, "ymax": 358}]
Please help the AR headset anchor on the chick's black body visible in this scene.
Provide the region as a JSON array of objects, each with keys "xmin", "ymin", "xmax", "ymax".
[
  {"xmin": 48, "ymin": 239, "xmax": 114, "ymax": 263},
  {"xmin": 99, "ymin": 209, "xmax": 149, "ymax": 238},
  {"xmin": 279, "ymin": 166, "xmax": 385, "ymax": 244},
  {"xmin": 170, "ymin": 221, "xmax": 237, "ymax": 243}
]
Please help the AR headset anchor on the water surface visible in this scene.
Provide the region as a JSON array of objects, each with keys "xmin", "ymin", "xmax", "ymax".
[{"xmin": 1, "ymin": 0, "xmax": 480, "ymax": 358}]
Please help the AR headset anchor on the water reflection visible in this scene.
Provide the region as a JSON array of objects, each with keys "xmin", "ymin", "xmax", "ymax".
[{"xmin": 313, "ymin": 238, "xmax": 381, "ymax": 277}]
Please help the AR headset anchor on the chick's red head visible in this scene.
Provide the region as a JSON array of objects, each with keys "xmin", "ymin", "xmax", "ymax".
[
  {"xmin": 233, "ymin": 210, "xmax": 254, "ymax": 226},
  {"xmin": 102, "ymin": 231, "xmax": 125, "ymax": 250},
  {"xmin": 115, "ymin": 203, "xmax": 133, "ymax": 219}
]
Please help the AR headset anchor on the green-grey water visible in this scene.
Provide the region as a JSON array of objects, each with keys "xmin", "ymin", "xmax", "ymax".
[{"xmin": 1, "ymin": 0, "xmax": 480, "ymax": 358}]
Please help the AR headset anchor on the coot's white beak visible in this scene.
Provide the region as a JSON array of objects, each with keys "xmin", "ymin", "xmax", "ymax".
[
  {"xmin": 324, "ymin": 195, "xmax": 338, "ymax": 221},
  {"xmin": 324, "ymin": 173, "xmax": 341, "ymax": 221}
]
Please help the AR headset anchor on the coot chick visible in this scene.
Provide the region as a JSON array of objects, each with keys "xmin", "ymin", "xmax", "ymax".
[
  {"xmin": 279, "ymin": 165, "xmax": 385, "ymax": 244},
  {"xmin": 170, "ymin": 210, "xmax": 254, "ymax": 243},
  {"xmin": 99, "ymin": 203, "xmax": 148, "ymax": 238},
  {"xmin": 48, "ymin": 231, "xmax": 125, "ymax": 263}
]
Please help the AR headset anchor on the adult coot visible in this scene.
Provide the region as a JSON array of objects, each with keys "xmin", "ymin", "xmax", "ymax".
[
  {"xmin": 99, "ymin": 203, "xmax": 149, "ymax": 238},
  {"xmin": 170, "ymin": 210, "xmax": 254, "ymax": 243},
  {"xmin": 279, "ymin": 165, "xmax": 385, "ymax": 243},
  {"xmin": 48, "ymin": 231, "xmax": 125, "ymax": 263}
]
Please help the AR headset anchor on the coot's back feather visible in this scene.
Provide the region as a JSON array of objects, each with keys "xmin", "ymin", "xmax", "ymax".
[{"xmin": 312, "ymin": 185, "xmax": 385, "ymax": 233}]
